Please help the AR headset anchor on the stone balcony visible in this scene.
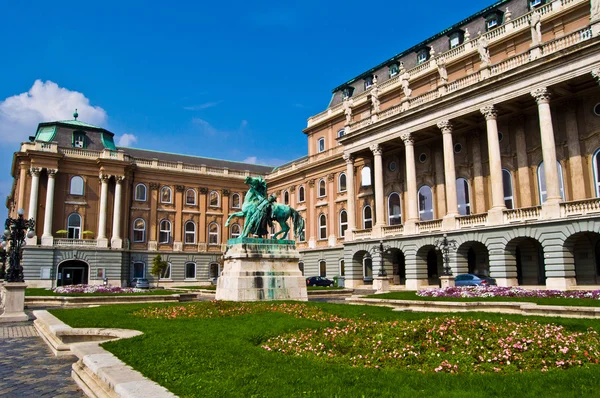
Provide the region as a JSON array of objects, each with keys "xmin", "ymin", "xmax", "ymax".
[{"xmin": 54, "ymin": 238, "xmax": 98, "ymax": 248}]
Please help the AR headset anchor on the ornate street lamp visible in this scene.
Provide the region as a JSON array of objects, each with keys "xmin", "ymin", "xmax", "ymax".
[
  {"xmin": 0, "ymin": 235, "xmax": 7, "ymax": 280},
  {"xmin": 369, "ymin": 240, "xmax": 393, "ymax": 277},
  {"xmin": 434, "ymin": 233, "xmax": 457, "ymax": 276},
  {"xmin": 3, "ymin": 208, "xmax": 35, "ymax": 283}
]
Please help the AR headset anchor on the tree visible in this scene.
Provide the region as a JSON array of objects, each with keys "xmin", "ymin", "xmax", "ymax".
[{"xmin": 151, "ymin": 254, "xmax": 168, "ymax": 289}]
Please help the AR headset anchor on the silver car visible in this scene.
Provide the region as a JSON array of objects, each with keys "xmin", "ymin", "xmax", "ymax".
[{"xmin": 131, "ymin": 278, "xmax": 150, "ymax": 289}]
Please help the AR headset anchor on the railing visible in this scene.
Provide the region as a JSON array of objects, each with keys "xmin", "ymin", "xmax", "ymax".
[
  {"xmin": 541, "ymin": 27, "xmax": 593, "ymax": 56},
  {"xmin": 490, "ymin": 51, "xmax": 531, "ymax": 76},
  {"xmin": 446, "ymin": 72, "xmax": 480, "ymax": 93},
  {"xmin": 457, "ymin": 213, "xmax": 488, "ymax": 228},
  {"xmin": 377, "ymin": 104, "xmax": 403, "ymax": 119},
  {"xmin": 206, "ymin": 167, "xmax": 225, "ymax": 175},
  {"xmin": 54, "ymin": 238, "xmax": 98, "ymax": 248},
  {"xmin": 416, "ymin": 219, "xmax": 443, "ymax": 233},
  {"xmin": 561, "ymin": 198, "xmax": 600, "ymax": 217},
  {"xmin": 349, "ymin": 118, "xmax": 373, "ymax": 130},
  {"xmin": 59, "ymin": 148, "xmax": 101, "ymax": 158},
  {"xmin": 503, "ymin": 206, "xmax": 542, "ymax": 223},
  {"xmin": 382, "ymin": 225, "xmax": 404, "ymax": 237},
  {"xmin": 409, "ymin": 90, "xmax": 439, "ymax": 107},
  {"xmin": 353, "ymin": 229, "xmax": 372, "ymax": 240}
]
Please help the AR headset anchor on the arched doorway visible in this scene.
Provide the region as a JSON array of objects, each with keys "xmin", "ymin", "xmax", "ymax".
[
  {"xmin": 456, "ymin": 241, "xmax": 489, "ymax": 277},
  {"xmin": 417, "ymin": 245, "xmax": 442, "ymax": 286},
  {"xmin": 386, "ymin": 249, "xmax": 405, "ymax": 285},
  {"xmin": 57, "ymin": 260, "xmax": 89, "ymax": 286},
  {"xmin": 564, "ymin": 232, "xmax": 600, "ymax": 285},
  {"xmin": 506, "ymin": 237, "xmax": 545, "ymax": 286}
]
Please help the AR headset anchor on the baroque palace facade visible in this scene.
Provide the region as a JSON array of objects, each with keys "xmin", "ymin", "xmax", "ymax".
[{"xmin": 7, "ymin": 0, "xmax": 600, "ymax": 289}]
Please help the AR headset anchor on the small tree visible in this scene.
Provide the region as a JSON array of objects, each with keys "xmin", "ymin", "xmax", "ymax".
[{"xmin": 151, "ymin": 254, "xmax": 168, "ymax": 289}]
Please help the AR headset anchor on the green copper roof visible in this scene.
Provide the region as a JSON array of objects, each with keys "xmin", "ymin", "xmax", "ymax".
[
  {"xmin": 35, "ymin": 125, "xmax": 57, "ymax": 142},
  {"xmin": 101, "ymin": 132, "xmax": 117, "ymax": 150},
  {"xmin": 55, "ymin": 119, "xmax": 103, "ymax": 129}
]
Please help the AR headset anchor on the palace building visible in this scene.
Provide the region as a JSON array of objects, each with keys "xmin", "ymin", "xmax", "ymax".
[{"xmin": 6, "ymin": 0, "xmax": 600, "ymax": 290}]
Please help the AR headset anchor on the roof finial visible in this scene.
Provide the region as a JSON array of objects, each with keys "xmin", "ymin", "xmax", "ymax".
[{"xmin": 73, "ymin": 109, "xmax": 79, "ymax": 120}]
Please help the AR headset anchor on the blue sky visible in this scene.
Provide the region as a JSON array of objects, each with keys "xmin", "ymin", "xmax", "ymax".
[{"xmin": 0, "ymin": 0, "xmax": 492, "ymax": 219}]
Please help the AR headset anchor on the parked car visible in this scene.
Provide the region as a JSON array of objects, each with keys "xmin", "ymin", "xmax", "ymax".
[
  {"xmin": 306, "ymin": 276, "xmax": 334, "ymax": 287},
  {"xmin": 131, "ymin": 278, "xmax": 150, "ymax": 289},
  {"xmin": 454, "ymin": 274, "xmax": 496, "ymax": 287}
]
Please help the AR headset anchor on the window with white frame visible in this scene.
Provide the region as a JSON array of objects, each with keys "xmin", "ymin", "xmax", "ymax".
[
  {"xmin": 530, "ymin": 0, "xmax": 543, "ymax": 8},
  {"xmin": 133, "ymin": 262, "xmax": 145, "ymax": 279},
  {"xmin": 209, "ymin": 191, "xmax": 220, "ymax": 207},
  {"xmin": 319, "ymin": 260, "xmax": 327, "ymax": 277},
  {"xmin": 230, "ymin": 223, "xmax": 241, "ymax": 239},
  {"xmin": 363, "ymin": 256, "xmax": 373, "ymax": 279},
  {"xmin": 338, "ymin": 173, "xmax": 347, "ymax": 192},
  {"xmin": 318, "ymin": 214, "xmax": 327, "ymax": 240},
  {"xmin": 317, "ymin": 137, "xmax": 325, "ymax": 153},
  {"xmin": 184, "ymin": 221, "xmax": 196, "ymax": 244},
  {"xmin": 456, "ymin": 178, "xmax": 471, "ymax": 216},
  {"xmin": 70, "ymin": 176, "xmax": 84, "ymax": 196},
  {"xmin": 416, "ymin": 49, "xmax": 429, "ymax": 65},
  {"xmin": 231, "ymin": 193, "xmax": 241, "ymax": 208},
  {"xmin": 161, "ymin": 262, "xmax": 171, "ymax": 279},
  {"xmin": 418, "ymin": 185, "xmax": 434, "ymax": 221},
  {"xmin": 339, "ymin": 210, "xmax": 348, "ymax": 238},
  {"xmin": 389, "ymin": 63, "xmax": 399, "ymax": 77},
  {"xmin": 502, "ymin": 169, "xmax": 515, "ymax": 209},
  {"xmin": 594, "ymin": 149, "xmax": 600, "ymax": 197},
  {"xmin": 283, "ymin": 191, "xmax": 289, "ymax": 205},
  {"xmin": 159, "ymin": 220, "xmax": 172, "ymax": 243},
  {"xmin": 185, "ymin": 262, "xmax": 196, "ymax": 279},
  {"xmin": 361, "ymin": 166, "xmax": 372, "ymax": 186},
  {"xmin": 185, "ymin": 189, "xmax": 196, "ymax": 205},
  {"xmin": 298, "ymin": 186, "xmax": 305, "ymax": 202},
  {"xmin": 135, "ymin": 184, "xmax": 147, "ymax": 201},
  {"xmin": 208, "ymin": 222, "xmax": 219, "ymax": 245},
  {"xmin": 486, "ymin": 14, "xmax": 501, "ymax": 31},
  {"xmin": 160, "ymin": 186, "xmax": 172, "ymax": 203},
  {"xmin": 449, "ymin": 32, "xmax": 463, "ymax": 49},
  {"xmin": 363, "ymin": 205, "xmax": 373, "ymax": 229},
  {"xmin": 537, "ymin": 161, "xmax": 565, "ymax": 203},
  {"xmin": 67, "ymin": 213, "xmax": 81, "ymax": 239},
  {"xmin": 318, "ymin": 179, "xmax": 326, "ymax": 197},
  {"xmin": 73, "ymin": 131, "xmax": 86, "ymax": 148},
  {"xmin": 133, "ymin": 218, "xmax": 145, "ymax": 242},
  {"xmin": 337, "ymin": 129, "xmax": 345, "ymax": 139},
  {"xmin": 388, "ymin": 192, "xmax": 402, "ymax": 225},
  {"xmin": 342, "ymin": 87, "xmax": 354, "ymax": 99},
  {"xmin": 364, "ymin": 76, "xmax": 373, "ymax": 90}
]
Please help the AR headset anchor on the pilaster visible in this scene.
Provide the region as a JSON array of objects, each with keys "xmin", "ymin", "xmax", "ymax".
[
  {"xmin": 41, "ymin": 168, "xmax": 57, "ymax": 246},
  {"xmin": 343, "ymin": 154, "xmax": 356, "ymax": 241}
]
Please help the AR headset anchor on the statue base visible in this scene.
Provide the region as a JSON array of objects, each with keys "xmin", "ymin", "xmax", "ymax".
[
  {"xmin": 0, "ymin": 282, "xmax": 29, "ymax": 323},
  {"xmin": 216, "ymin": 238, "xmax": 308, "ymax": 302}
]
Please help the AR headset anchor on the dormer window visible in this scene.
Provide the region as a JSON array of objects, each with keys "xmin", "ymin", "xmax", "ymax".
[
  {"xmin": 416, "ymin": 48, "xmax": 430, "ymax": 65},
  {"xmin": 449, "ymin": 31, "xmax": 464, "ymax": 49},
  {"xmin": 342, "ymin": 87, "xmax": 355, "ymax": 99},
  {"xmin": 485, "ymin": 11, "xmax": 503, "ymax": 31},
  {"xmin": 389, "ymin": 63, "xmax": 399, "ymax": 77},
  {"xmin": 73, "ymin": 131, "xmax": 86, "ymax": 148},
  {"xmin": 364, "ymin": 76, "xmax": 373, "ymax": 90},
  {"xmin": 530, "ymin": 0, "xmax": 544, "ymax": 8}
]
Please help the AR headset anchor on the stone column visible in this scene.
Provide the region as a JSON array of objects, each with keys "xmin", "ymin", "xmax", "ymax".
[
  {"xmin": 26, "ymin": 167, "xmax": 41, "ymax": 245},
  {"xmin": 370, "ymin": 144, "xmax": 385, "ymax": 236},
  {"xmin": 307, "ymin": 179, "xmax": 316, "ymax": 248},
  {"xmin": 343, "ymin": 154, "xmax": 356, "ymax": 241},
  {"xmin": 97, "ymin": 173, "xmax": 110, "ymax": 248},
  {"xmin": 438, "ymin": 121, "xmax": 459, "ymax": 224},
  {"xmin": 402, "ymin": 134, "xmax": 418, "ymax": 233},
  {"xmin": 470, "ymin": 132, "xmax": 486, "ymax": 213},
  {"xmin": 111, "ymin": 176, "xmax": 124, "ymax": 249},
  {"xmin": 514, "ymin": 117, "xmax": 532, "ymax": 208},
  {"xmin": 17, "ymin": 163, "xmax": 27, "ymax": 211},
  {"xmin": 41, "ymin": 169, "xmax": 57, "ymax": 246},
  {"xmin": 531, "ymin": 88, "xmax": 562, "ymax": 218},
  {"xmin": 480, "ymin": 105, "xmax": 506, "ymax": 224},
  {"xmin": 434, "ymin": 146, "xmax": 447, "ymax": 218},
  {"xmin": 564, "ymin": 103, "xmax": 586, "ymax": 200}
]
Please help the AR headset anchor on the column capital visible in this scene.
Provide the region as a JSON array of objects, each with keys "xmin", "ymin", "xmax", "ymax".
[
  {"xmin": 99, "ymin": 173, "xmax": 111, "ymax": 183},
  {"xmin": 369, "ymin": 144, "xmax": 382, "ymax": 156},
  {"xmin": 222, "ymin": 189, "xmax": 230, "ymax": 196},
  {"xmin": 149, "ymin": 182, "xmax": 160, "ymax": 190},
  {"xmin": 437, "ymin": 120, "xmax": 453, "ymax": 134},
  {"xmin": 289, "ymin": 185, "xmax": 296, "ymax": 193},
  {"xmin": 175, "ymin": 185, "xmax": 185, "ymax": 192},
  {"xmin": 480, "ymin": 105, "xmax": 498, "ymax": 120},
  {"xmin": 199, "ymin": 187, "xmax": 208, "ymax": 194},
  {"xmin": 308, "ymin": 179, "xmax": 315, "ymax": 187},
  {"xmin": 401, "ymin": 133, "xmax": 414, "ymax": 145},
  {"xmin": 29, "ymin": 167, "xmax": 41, "ymax": 177},
  {"xmin": 591, "ymin": 68, "xmax": 600, "ymax": 85},
  {"xmin": 342, "ymin": 153, "xmax": 355, "ymax": 164},
  {"xmin": 327, "ymin": 173, "xmax": 335, "ymax": 182},
  {"xmin": 115, "ymin": 175, "xmax": 125, "ymax": 183},
  {"xmin": 531, "ymin": 87, "xmax": 551, "ymax": 104},
  {"xmin": 46, "ymin": 168, "xmax": 58, "ymax": 177}
]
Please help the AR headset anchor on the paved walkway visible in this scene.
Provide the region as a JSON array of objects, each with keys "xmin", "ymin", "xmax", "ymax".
[{"xmin": 0, "ymin": 321, "xmax": 84, "ymax": 398}]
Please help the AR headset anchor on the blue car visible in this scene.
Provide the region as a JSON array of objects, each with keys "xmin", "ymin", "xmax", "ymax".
[{"xmin": 454, "ymin": 274, "xmax": 496, "ymax": 286}]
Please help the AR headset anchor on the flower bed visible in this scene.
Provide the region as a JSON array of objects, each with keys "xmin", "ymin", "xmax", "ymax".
[
  {"xmin": 53, "ymin": 284, "xmax": 145, "ymax": 294},
  {"xmin": 417, "ymin": 286, "xmax": 600, "ymax": 300}
]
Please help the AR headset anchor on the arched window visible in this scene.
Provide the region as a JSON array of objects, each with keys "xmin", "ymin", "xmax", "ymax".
[
  {"xmin": 231, "ymin": 193, "xmax": 241, "ymax": 208},
  {"xmin": 339, "ymin": 259, "xmax": 345, "ymax": 276},
  {"xmin": 161, "ymin": 262, "xmax": 171, "ymax": 279},
  {"xmin": 133, "ymin": 218, "xmax": 145, "ymax": 242},
  {"xmin": 185, "ymin": 189, "xmax": 196, "ymax": 205},
  {"xmin": 67, "ymin": 213, "xmax": 81, "ymax": 239},
  {"xmin": 537, "ymin": 161, "xmax": 565, "ymax": 203},
  {"xmin": 319, "ymin": 260, "xmax": 327, "ymax": 277},
  {"xmin": 361, "ymin": 166, "xmax": 372, "ymax": 186},
  {"xmin": 160, "ymin": 186, "xmax": 172, "ymax": 204},
  {"xmin": 338, "ymin": 173, "xmax": 347, "ymax": 192},
  {"xmin": 208, "ymin": 222, "xmax": 219, "ymax": 245},
  {"xmin": 593, "ymin": 149, "xmax": 600, "ymax": 197},
  {"xmin": 230, "ymin": 223, "xmax": 241, "ymax": 239},
  {"xmin": 299, "ymin": 217, "xmax": 306, "ymax": 242},
  {"xmin": 388, "ymin": 192, "xmax": 402, "ymax": 225},
  {"xmin": 337, "ymin": 129, "xmax": 345, "ymax": 139},
  {"xmin": 456, "ymin": 178, "xmax": 471, "ymax": 216},
  {"xmin": 209, "ymin": 263, "xmax": 220, "ymax": 278},
  {"xmin": 363, "ymin": 205, "xmax": 373, "ymax": 229},
  {"xmin": 184, "ymin": 221, "xmax": 196, "ymax": 244},
  {"xmin": 418, "ymin": 185, "xmax": 434, "ymax": 221},
  {"xmin": 209, "ymin": 191, "xmax": 220, "ymax": 207},
  {"xmin": 339, "ymin": 210, "xmax": 348, "ymax": 238},
  {"xmin": 70, "ymin": 176, "xmax": 84, "ymax": 196},
  {"xmin": 298, "ymin": 186, "xmax": 305, "ymax": 202},
  {"xmin": 503, "ymin": 169, "xmax": 514, "ymax": 209},
  {"xmin": 135, "ymin": 184, "xmax": 147, "ymax": 201},
  {"xmin": 317, "ymin": 137, "xmax": 325, "ymax": 153},
  {"xmin": 283, "ymin": 190, "xmax": 289, "ymax": 205},
  {"xmin": 159, "ymin": 220, "xmax": 172, "ymax": 243},
  {"xmin": 318, "ymin": 214, "xmax": 327, "ymax": 240},
  {"xmin": 318, "ymin": 179, "xmax": 326, "ymax": 197},
  {"xmin": 185, "ymin": 262, "xmax": 196, "ymax": 279},
  {"xmin": 363, "ymin": 256, "xmax": 373, "ymax": 279}
]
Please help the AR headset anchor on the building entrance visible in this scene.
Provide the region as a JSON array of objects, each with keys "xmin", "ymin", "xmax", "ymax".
[{"xmin": 57, "ymin": 260, "xmax": 89, "ymax": 286}]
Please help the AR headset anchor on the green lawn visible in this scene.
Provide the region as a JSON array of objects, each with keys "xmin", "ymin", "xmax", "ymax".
[
  {"xmin": 366, "ymin": 291, "xmax": 600, "ymax": 307},
  {"xmin": 50, "ymin": 302, "xmax": 600, "ymax": 397},
  {"xmin": 173, "ymin": 285, "xmax": 216, "ymax": 290},
  {"xmin": 25, "ymin": 288, "xmax": 183, "ymax": 297}
]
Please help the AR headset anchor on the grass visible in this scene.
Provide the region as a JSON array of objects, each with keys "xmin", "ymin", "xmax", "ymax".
[
  {"xmin": 25, "ymin": 288, "xmax": 183, "ymax": 297},
  {"xmin": 365, "ymin": 291, "xmax": 600, "ymax": 307},
  {"xmin": 172, "ymin": 285, "xmax": 345, "ymax": 291},
  {"xmin": 50, "ymin": 301, "xmax": 600, "ymax": 397}
]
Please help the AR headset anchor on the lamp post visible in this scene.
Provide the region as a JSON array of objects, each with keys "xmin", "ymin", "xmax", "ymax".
[
  {"xmin": 434, "ymin": 233, "xmax": 457, "ymax": 283},
  {"xmin": 3, "ymin": 208, "xmax": 35, "ymax": 283},
  {"xmin": 369, "ymin": 240, "xmax": 393, "ymax": 293},
  {"xmin": 0, "ymin": 236, "xmax": 7, "ymax": 280}
]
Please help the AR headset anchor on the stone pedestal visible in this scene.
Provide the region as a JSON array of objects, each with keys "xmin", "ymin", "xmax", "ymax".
[
  {"xmin": 96, "ymin": 238, "xmax": 109, "ymax": 248},
  {"xmin": 373, "ymin": 276, "xmax": 393, "ymax": 294},
  {"xmin": 216, "ymin": 238, "xmax": 308, "ymax": 302},
  {"xmin": 439, "ymin": 275, "xmax": 455, "ymax": 288},
  {"xmin": 546, "ymin": 277, "xmax": 576, "ymax": 291},
  {"xmin": 495, "ymin": 278, "xmax": 519, "ymax": 287},
  {"xmin": 405, "ymin": 278, "xmax": 428, "ymax": 291},
  {"xmin": 41, "ymin": 236, "xmax": 54, "ymax": 246},
  {"xmin": 111, "ymin": 237, "xmax": 123, "ymax": 249},
  {"xmin": 0, "ymin": 282, "xmax": 29, "ymax": 323}
]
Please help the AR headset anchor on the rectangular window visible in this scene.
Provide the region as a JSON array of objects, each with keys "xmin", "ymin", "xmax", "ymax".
[
  {"xmin": 317, "ymin": 138, "xmax": 325, "ymax": 153},
  {"xmin": 185, "ymin": 263, "xmax": 196, "ymax": 279},
  {"xmin": 486, "ymin": 17, "xmax": 498, "ymax": 31},
  {"xmin": 40, "ymin": 267, "xmax": 52, "ymax": 279},
  {"xmin": 133, "ymin": 262, "xmax": 145, "ymax": 279}
]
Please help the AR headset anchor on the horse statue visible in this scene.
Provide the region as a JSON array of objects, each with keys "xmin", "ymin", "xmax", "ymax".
[{"xmin": 225, "ymin": 176, "xmax": 305, "ymax": 241}]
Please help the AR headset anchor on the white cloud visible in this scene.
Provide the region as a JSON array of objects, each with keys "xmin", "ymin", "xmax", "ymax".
[
  {"xmin": 0, "ymin": 79, "xmax": 107, "ymax": 143},
  {"xmin": 184, "ymin": 101, "xmax": 222, "ymax": 110},
  {"xmin": 243, "ymin": 156, "xmax": 258, "ymax": 164},
  {"xmin": 242, "ymin": 156, "xmax": 288, "ymax": 166},
  {"xmin": 117, "ymin": 133, "xmax": 138, "ymax": 147}
]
